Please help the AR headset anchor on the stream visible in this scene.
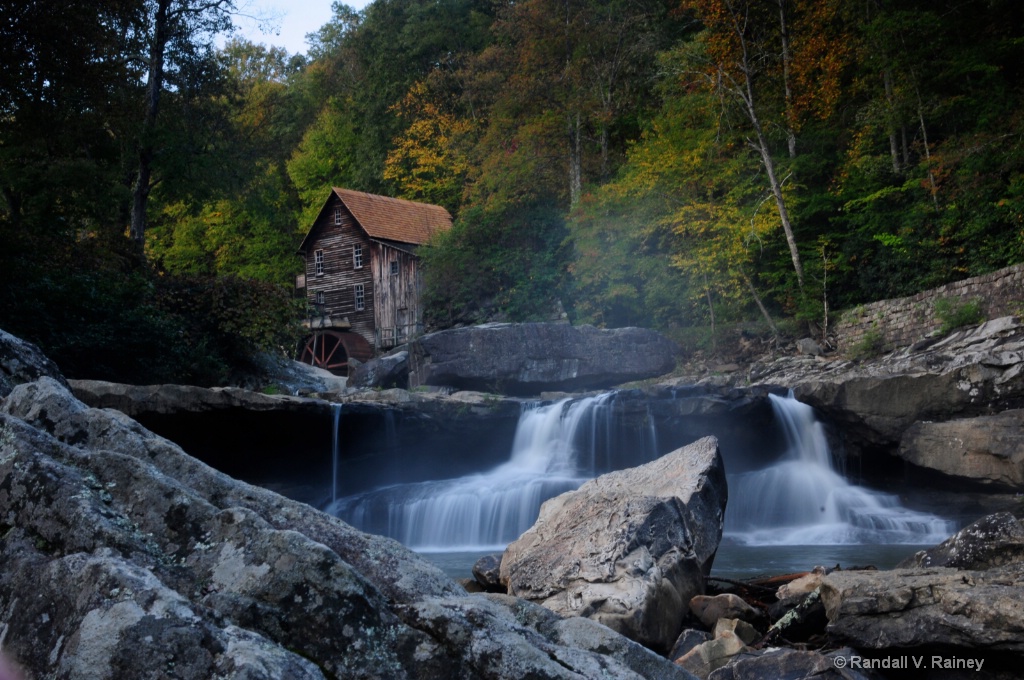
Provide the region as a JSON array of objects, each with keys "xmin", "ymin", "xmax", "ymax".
[{"xmin": 325, "ymin": 390, "xmax": 956, "ymax": 579}]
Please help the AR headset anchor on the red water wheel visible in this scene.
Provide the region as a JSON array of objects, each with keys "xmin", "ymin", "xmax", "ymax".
[
  {"xmin": 298, "ymin": 330, "xmax": 350, "ymax": 374},
  {"xmin": 297, "ymin": 330, "xmax": 373, "ymax": 375}
]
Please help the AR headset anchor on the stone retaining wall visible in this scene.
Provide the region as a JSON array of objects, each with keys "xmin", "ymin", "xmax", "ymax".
[{"xmin": 835, "ymin": 263, "xmax": 1024, "ymax": 354}]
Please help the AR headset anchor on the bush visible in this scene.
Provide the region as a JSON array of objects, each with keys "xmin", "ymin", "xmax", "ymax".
[
  {"xmin": 0, "ymin": 231, "xmax": 303, "ymax": 386},
  {"xmin": 934, "ymin": 297, "xmax": 985, "ymax": 335},
  {"xmin": 849, "ymin": 327, "xmax": 884, "ymax": 359}
]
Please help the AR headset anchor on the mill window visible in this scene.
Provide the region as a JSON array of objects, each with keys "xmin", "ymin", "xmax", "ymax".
[
  {"xmin": 390, "ymin": 260, "xmax": 399, "ymax": 277},
  {"xmin": 354, "ymin": 284, "xmax": 365, "ymax": 311},
  {"xmin": 353, "ymin": 245, "xmax": 363, "ymax": 269},
  {"xmin": 314, "ymin": 249, "xmax": 324, "ymax": 276}
]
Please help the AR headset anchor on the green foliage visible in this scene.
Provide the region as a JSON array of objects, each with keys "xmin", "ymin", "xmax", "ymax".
[
  {"xmin": 5, "ymin": 0, "xmax": 1024, "ymax": 374},
  {"xmin": 286, "ymin": 99, "xmax": 363, "ymax": 224},
  {"xmin": 934, "ymin": 298, "xmax": 985, "ymax": 335},
  {"xmin": 850, "ymin": 327, "xmax": 885, "ymax": 360},
  {"xmin": 0, "ymin": 226, "xmax": 302, "ymax": 386},
  {"xmin": 421, "ymin": 201, "xmax": 569, "ymax": 326}
]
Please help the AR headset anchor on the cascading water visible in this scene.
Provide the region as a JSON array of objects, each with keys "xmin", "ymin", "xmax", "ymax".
[
  {"xmin": 330, "ymin": 403, "xmax": 342, "ymax": 503},
  {"xmin": 724, "ymin": 393, "xmax": 956, "ymax": 545},
  {"xmin": 329, "ymin": 392, "xmax": 657, "ymax": 551}
]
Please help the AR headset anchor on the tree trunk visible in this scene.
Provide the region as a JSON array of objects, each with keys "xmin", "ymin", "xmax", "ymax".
[
  {"xmin": 743, "ymin": 271, "xmax": 778, "ymax": 336},
  {"xmin": 129, "ymin": 0, "xmax": 171, "ymax": 247},
  {"xmin": 568, "ymin": 111, "xmax": 582, "ymax": 207},
  {"xmin": 703, "ymin": 273, "xmax": 717, "ymax": 353},
  {"xmin": 883, "ymin": 70, "xmax": 900, "ymax": 173},
  {"xmin": 916, "ymin": 89, "xmax": 939, "ymax": 212},
  {"xmin": 728, "ymin": 0, "xmax": 805, "ymax": 289},
  {"xmin": 751, "ymin": 124, "xmax": 804, "ymax": 289},
  {"xmin": 777, "ymin": 0, "xmax": 796, "ymax": 158}
]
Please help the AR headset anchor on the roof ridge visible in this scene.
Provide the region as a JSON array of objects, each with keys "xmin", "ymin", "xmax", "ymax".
[{"xmin": 332, "ymin": 187, "xmax": 452, "ymax": 213}]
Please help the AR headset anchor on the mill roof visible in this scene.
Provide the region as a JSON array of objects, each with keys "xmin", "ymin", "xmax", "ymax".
[{"xmin": 299, "ymin": 188, "xmax": 452, "ymax": 252}]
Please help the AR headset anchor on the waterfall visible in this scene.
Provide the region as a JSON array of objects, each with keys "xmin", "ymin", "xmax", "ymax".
[
  {"xmin": 724, "ymin": 393, "xmax": 956, "ymax": 545},
  {"xmin": 331, "ymin": 403, "xmax": 342, "ymax": 504},
  {"xmin": 329, "ymin": 392, "xmax": 653, "ymax": 551}
]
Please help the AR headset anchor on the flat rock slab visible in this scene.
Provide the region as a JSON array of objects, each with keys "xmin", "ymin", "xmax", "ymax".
[
  {"xmin": 501, "ymin": 436, "xmax": 727, "ymax": 653},
  {"xmin": 899, "ymin": 411, "xmax": 1024, "ymax": 488},
  {"xmin": 69, "ymin": 379, "xmax": 324, "ymax": 416},
  {"xmin": 820, "ymin": 563, "xmax": 1024, "ymax": 652},
  {"xmin": 408, "ymin": 322, "xmax": 678, "ymax": 395}
]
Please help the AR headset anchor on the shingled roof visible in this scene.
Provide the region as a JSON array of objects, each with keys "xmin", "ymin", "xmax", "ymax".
[{"xmin": 299, "ymin": 188, "xmax": 452, "ymax": 252}]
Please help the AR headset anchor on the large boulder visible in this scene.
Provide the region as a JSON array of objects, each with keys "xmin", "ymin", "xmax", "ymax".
[
  {"xmin": 0, "ymin": 376, "xmax": 694, "ymax": 679},
  {"xmin": 500, "ymin": 436, "xmax": 728, "ymax": 653},
  {"xmin": 897, "ymin": 512, "xmax": 1024, "ymax": 570},
  {"xmin": 0, "ymin": 327, "xmax": 66, "ymax": 397},
  {"xmin": 350, "ymin": 350, "xmax": 409, "ymax": 389},
  {"xmin": 898, "ymin": 411, "xmax": 1024, "ymax": 489},
  {"xmin": 408, "ymin": 323, "xmax": 678, "ymax": 395},
  {"xmin": 819, "ymin": 563, "xmax": 1024, "ymax": 652}
]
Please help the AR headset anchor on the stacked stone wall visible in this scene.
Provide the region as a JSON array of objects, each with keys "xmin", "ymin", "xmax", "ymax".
[{"xmin": 835, "ymin": 263, "xmax": 1024, "ymax": 354}]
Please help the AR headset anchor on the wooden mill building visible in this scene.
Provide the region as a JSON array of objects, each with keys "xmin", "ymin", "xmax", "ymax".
[{"xmin": 296, "ymin": 188, "xmax": 452, "ymax": 373}]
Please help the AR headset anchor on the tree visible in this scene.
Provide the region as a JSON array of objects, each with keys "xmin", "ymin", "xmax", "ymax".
[
  {"xmin": 129, "ymin": 0, "xmax": 236, "ymax": 248},
  {"xmin": 677, "ymin": 0, "xmax": 848, "ymax": 292},
  {"xmin": 485, "ymin": 0, "xmax": 680, "ymax": 207},
  {"xmin": 384, "ymin": 81, "xmax": 475, "ymax": 212}
]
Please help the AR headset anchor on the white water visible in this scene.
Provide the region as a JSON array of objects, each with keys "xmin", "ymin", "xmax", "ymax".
[
  {"xmin": 329, "ymin": 393, "xmax": 653, "ymax": 551},
  {"xmin": 329, "ymin": 390, "xmax": 955, "ymax": 553},
  {"xmin": 724, "ymin": 393, "xmax": 956, "ymax": 545},
  {"xmin": 331, "ymin": 403, "xmax": 342, "ymax": 504}
]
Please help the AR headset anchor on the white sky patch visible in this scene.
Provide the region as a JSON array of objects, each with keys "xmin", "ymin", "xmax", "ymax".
[{"xmin": 230, "ymin": 0, "xmax": 372, "ymax": 56}]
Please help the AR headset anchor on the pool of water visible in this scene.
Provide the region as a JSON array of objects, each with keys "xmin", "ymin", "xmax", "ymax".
[{"xmin": 418, "ymin": 542, "xmax": 930, "ymax": 582}]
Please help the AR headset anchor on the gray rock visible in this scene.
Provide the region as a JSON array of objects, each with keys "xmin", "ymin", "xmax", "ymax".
[
  {"xmin": 69, "ymin": 379, "xmax": 325, "ymax": 418},
  {"xmin": 731, "ymin": 317, "xmax": 1024, "ymax": 480},
  {"xmin": 408, "ymin": 322, "xmax": 678, "ymax": 395},
  {"xmin": 350, "ymin": 351, "xmax": 409, "ymax": 389},
  {"xmin": 897, "ymin": 512, "xmax": 1024, "ymax": 569},
  {"xmin": 689, "ymin": 594, "xmax": 764, "ymax": 629},
  {"xmin": 709, "ymin": 647, "xmax": 880, "ymax": 680},
  {"xmin": 669, "ymin": 629, "xmax": 711, "ymax": 662},
  {"xmin": 0, "ymin": 375, "xmax": 691, "ymax": 679},
  {"xmin": 472, "ymin": 553, "xmax": 505, "ymax": 592},
  {"xmin": 500, "ymin": 437, "xmax": 728, "ymax": 653},
  {"xmin": 796, "ymin": 338, "xmax": 824, "ymax": 356},
  {"xmin": 0, "ymin": 327, "xmax": 66, "ymax": 397},
  {"xmin": 712, "ymin": 618, "xmax": 760, "ymax": 646},
  {"xmin": 820, "ymin": 563, "xmax": 1024, "ymax": 652},
  {"xmin": 898, "ymin": 411, "xmax": 1024, "ymax": 488},
  {"xmin": 401, "ymin": 594, "xmax": 697, "ymax": 680},
  {"xmin": 676, "ymin": 631, "xmax": 750, "ymax": 679}
]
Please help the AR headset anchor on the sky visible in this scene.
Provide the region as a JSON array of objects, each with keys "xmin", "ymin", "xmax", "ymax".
[{"xmin": 231, "ymin": 0, "xmax": 372, "ymax": 55}]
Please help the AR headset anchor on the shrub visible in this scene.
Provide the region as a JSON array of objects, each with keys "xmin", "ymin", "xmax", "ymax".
[
  {"xmin": 849, "ymin": 327, "xmax": 884, "ymax": 359},
  {"xmin": 934, "ymin": 297, "xmax": 985, "ymax": 335}
]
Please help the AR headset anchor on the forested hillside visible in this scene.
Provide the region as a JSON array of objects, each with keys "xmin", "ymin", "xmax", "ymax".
[{"xmin": 2, "ymin": 0, "xmax": 1022, "ymax": 384}]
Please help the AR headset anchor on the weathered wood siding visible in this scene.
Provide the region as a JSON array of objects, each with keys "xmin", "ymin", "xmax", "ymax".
[
  {"xmin": 302, "ymin": 196, "xmax": 376, "ymax": 346},
  {"xmin": 371, "ymin": 242, "xmax": 422, "ymax": 347}
]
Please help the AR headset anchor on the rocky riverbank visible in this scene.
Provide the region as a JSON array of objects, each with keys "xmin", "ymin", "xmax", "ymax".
[
  {"xmin": 0, "ymin": 329, "xmax": 692, "ymax": 679},
  {"xmin": 5, "ymin": 314, "xmax": 1024, "ymax": 678}
]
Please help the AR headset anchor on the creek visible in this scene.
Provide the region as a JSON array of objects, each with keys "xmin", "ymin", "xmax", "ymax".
[{"xmin": 324, "ymin": 390, "xmax": 956, "ymax": 578}]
